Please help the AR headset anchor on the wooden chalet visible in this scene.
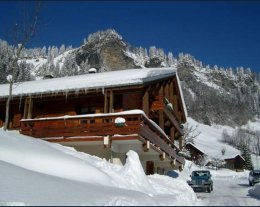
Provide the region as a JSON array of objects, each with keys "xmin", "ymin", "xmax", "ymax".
[
  {"xmin": 0, "ymin": 67, "xmax": 187, "ymax": 174},
  {"xmin": 185, "ymin": 142, "xmax": 205, "ymax": 163},
  {"xmin": 224, "ymin": 155, "xmax": 245, "ymax": 171}
]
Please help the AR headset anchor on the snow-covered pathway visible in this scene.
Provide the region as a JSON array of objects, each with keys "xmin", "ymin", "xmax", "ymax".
[{"xmin": 197, "ymin": 176, "xmax": 260, "ymax": 206}]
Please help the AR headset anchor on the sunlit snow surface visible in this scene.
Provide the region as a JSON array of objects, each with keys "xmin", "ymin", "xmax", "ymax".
[
  {"xmin": 1, "ymin": 117, "xmax": 260, "ymax": 205},
  {"xmin": 0, "ymin": 68, "xmax": 176, "ymax": 98},
  {"xmin": 0, "ymin": 129, "xmax": 200, "ymax": 206}
]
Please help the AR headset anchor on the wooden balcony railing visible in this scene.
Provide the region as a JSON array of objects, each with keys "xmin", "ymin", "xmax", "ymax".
[{"xmin": 20, "ymin": 110, "xmax": 184, "ymax": 164}]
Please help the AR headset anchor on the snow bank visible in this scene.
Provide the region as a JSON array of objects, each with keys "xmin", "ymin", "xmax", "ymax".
[
  {"xmin": 148, "ymin": 174, "xmax": 200, "ymax": 205},
  {"xmin": 0, "ymin": 130, "xmax": 112, "ymax": 186},
  {"xmin": 118, "ymin": 151, "xmax": 156, "ymax": 194},
  {"xmin": 0, "ymin": 160, "xmax": 155, "ymax": 206},
  {"xmin": 0, "ymin": 129, "xmax": 200, "ymax": 205}
]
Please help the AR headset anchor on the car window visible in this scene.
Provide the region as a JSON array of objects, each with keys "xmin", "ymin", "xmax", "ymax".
[{"xmin": 192, "ymin": 171, "xmax": 210, "ymax": 177}]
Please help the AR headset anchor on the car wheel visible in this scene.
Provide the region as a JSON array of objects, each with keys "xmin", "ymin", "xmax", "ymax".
[
  {"xmin": 249, "ymin": 181, "xmax": 252, "ymax": 186},
  {"xmin": 207, "ymin": 186, "xmax": 211, "ymax": 193},
  {"xmin": 211, "ymin": 185, "xmax": 213, "ymax": 191}
]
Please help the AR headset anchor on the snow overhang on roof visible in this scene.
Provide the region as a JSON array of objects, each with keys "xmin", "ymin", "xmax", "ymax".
[
  {"xmin": 223, "ymin": 154, "xmax": 245, "ymax": 161},
  {"xmin": 186, "ymin": 142, "xmax": 205, "ymax": 155},
  {"xmin": 0, "ymin": 67, "xmax": 177, "ymax": 98},
  {"xmin": 175, "ymin": 73, "xmax": 188, "ymax": 119}
]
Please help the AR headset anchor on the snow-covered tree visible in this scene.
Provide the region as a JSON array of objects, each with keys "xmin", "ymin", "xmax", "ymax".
[
  {"xmin": 167, "ymin": 52, "xmax": 174, "ymax": 66},
  {"xmin": 240, "ymin": 144, "xmax": 254, "ymax": 170},
  {"xmin": 59, "ymin": 44, "xmax": 66, "ymax": 55},
  {"xmin": 16, "ymin": 60, "xmax": 32, "ymax": 82},
  {"xmin": 79, "ymin": 59, "xmax": 90, "ymax": 75},
  {"xmin": 61, "ymin": 53, "xmax": 78, "ymax": 76},
  {"xmin": 149, "ymin": 46, "xmax": 157, "ymax": 58}
]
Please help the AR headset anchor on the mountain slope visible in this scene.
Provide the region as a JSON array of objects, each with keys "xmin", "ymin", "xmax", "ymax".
[
  {"xmin": 1, "ymin": 29, "xmax": 259, "ymax": 128},
  {"xmin": 177, "ymin": 54, "xmax": 260, "ymax": 126}
]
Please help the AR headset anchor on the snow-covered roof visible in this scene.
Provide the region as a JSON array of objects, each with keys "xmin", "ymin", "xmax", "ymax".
[
  {"xmin": 0, "ymin": 68, "xmax": 177, "ymax": 98},
  {"xmin": 222, "ymin": 154, "xmax": 245, "ymax": 161},
  {"xmin": 186, "ymin": 142, "xmax": 205, "ymax": 154},
  {"xmin": 176, "ymin": 73, "xmax": 188, "ymax": 119}
]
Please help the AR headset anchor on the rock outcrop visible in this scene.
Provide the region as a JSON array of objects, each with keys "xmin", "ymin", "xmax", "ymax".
[{"xmin": 75, "ymin": 29, "xmax": 137, "ymax": 72}]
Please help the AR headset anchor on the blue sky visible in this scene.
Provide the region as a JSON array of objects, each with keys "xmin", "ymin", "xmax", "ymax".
[{"xmin": 0, "ymin": 1, "xmax": 260, "ymax": 72}]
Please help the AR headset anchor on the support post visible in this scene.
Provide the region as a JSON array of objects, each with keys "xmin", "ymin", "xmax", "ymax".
[
  {"xmin": 158, "ymin": 84, "xmax": 164, "ymax": 130},
  {"xmin": 179, "ymin": 136, "xmax": 184, "ymax": 151},
  {"xmin": 104, "ymin": 90, "xmax": 108, "ymax": 113},
  {"xmin": 109, "ymin": 90, "xmax": 114, "ymax": 113},
  {"xmin": 170, "ymin": 126, "xmax": 175, "ymax": 141},
  {"xmin": 160, "ymin": 152, "xmax": 166, "ymax": 161},
  {"xmin": 173, "ymin": 95, "xmax": 180, "ymax": 121},
  {"xmin": 27, "ymin": 96, "xmax": 33, "ymax": 119},
  {"xmin": 171, "ymin": 158, "xmax": 176, "ymax": 167},
  {"xmin": 23, "ymin": 96, "xmax": 33, "ymax": 119},
  {"xmin": 143, "ymin": 140, "xmax": 150, "ymax": 152},
  {"xmin": 23, "ymin": 98, "xmax": 28, "ymax": 119},
  {"xmin": 104, "ymin": 135, "xmax": 112, "ymax": 148},
  {"xmin": 169, "ymin": 80, "xmax": 174, "ymax": 106},
  {"xmin": 179, "ymin": 164, "xmax": 184, "ymax": 171}
]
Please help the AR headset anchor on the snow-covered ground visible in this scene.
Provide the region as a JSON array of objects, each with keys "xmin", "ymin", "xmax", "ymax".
[
  {"xmin": 1, "ymin": 117, "xmax": 260, "ymax": 205},
  {"xmin": 187, "ymin": 117, "xmax": 260, "ymax": 169},
  {"xmin": 187, "ymin": 117, "xmax": 239, "ymax": 159},
  {"xmin": 0, "ymin": 129, "xmax": 200, "ymax": 206}
]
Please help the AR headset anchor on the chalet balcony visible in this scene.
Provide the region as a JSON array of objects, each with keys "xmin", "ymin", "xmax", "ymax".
[{"xmin": 20, "ymin": 110, "xmax": 185, "ymax": 165}]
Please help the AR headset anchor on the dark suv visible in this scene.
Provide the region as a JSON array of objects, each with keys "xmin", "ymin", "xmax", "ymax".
[
  {"xmin": 187, "ymin": 170, "xmax": 213, "ymax": 193},
  {"xmin": 249, "ymin": 170, "xmax": 260, "ymax": 186}
]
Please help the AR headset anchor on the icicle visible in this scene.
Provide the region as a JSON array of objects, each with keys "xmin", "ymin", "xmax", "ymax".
[
  {"xmin": 65, "ymin": 89, "xmax": 68, "ymax": 100},
  {"xmin": 102, "ymin": 87, "xmax": 105, "ymax": 95},
  {"xmin": 75, "ymin": 89, "xmax": 79, "ymax": 97}
]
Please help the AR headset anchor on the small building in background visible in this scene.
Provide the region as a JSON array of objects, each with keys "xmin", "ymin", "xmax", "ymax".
[
  {"xmin": 185, "ymin": 142, "xmax": 205, "ymax": 164},
  {"xmin": 224, "ymin": 154, "xmax": 245, "ymax": 171}
]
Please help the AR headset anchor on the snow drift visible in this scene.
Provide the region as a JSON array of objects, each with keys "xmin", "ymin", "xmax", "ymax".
[{"xmin": 0, "ymin": 129, "xmax": 200, "ymax": 206}]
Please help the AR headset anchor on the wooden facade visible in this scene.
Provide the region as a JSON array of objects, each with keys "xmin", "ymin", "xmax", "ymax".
[
  {"xmin": 224, "ymin": 155, "xmax": 245, "ymax": 171},
  {"xmin": 0, "ymin": 68, "xmax": 187, "ymax": 173},
  {"xmin": 185, "ymin": 142, "xmax": 205, "ymax": 163}
]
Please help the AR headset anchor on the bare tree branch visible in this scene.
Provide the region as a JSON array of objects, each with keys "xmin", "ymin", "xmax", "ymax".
[{"xmin": 4, "ymin": 1, "xmax": 41, "ymax": 130}]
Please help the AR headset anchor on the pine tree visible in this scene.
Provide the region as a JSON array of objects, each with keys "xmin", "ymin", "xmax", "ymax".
[
  {"xmin": 167, "ymin": 52, "xmax": 174, "ymax": 66},
  {"xmin": 61, "ymin": 54, "xmax": 78, "ymax": 76},
  {"xmin": 59, "ymin": 44, "xmax": 66, "ymax": 55},
  {"xmin": 53, "ymin": 63, "xmax": 60, "ymax": 77},
  {"xmin": 240, "ymin": 144, "xmax": 254, "ymax": 170},
  {"xmin": 149, "ymin": 46, "xmax": 157, "ymax": 58},
  {"xmin": 16, "ymin": 61, "xmax": 32, "ymax": 82}
]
